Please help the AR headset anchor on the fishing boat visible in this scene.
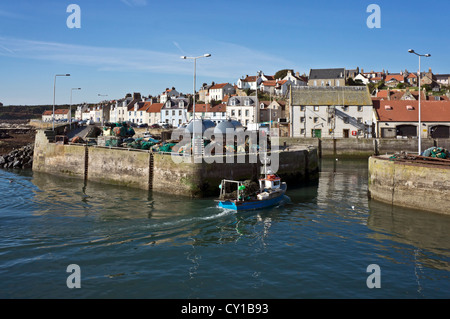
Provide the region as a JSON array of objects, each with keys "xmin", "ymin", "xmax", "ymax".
[{"xmin": 216, "ymin": 167, "xmax": 287, "ymax": 211}]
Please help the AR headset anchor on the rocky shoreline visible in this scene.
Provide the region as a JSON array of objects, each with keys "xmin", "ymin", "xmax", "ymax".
[{"xmin": 0, "ymin": 144, "xmax": 34, "ymax": 169}]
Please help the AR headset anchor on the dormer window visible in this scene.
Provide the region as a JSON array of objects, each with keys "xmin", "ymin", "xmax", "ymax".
[
  {"xmin": 385, "ymin": 105, "xmax": 392, "ymax": 110},
  {"xmin": 244, "ymin": 99, "xmax": 250, "ymax": 106},
  {"xmin": 179, "ymin": 101, "xmax": 184, "ymax": 108},
  {"xmin": 406, "ymin": 105, "xmax": 414, "ymax": 110}
]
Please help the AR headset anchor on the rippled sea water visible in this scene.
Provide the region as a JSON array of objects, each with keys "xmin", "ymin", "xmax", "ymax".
[{"xmin": 0, "ymin": 159, "xmax": 449, "ymax": 299}]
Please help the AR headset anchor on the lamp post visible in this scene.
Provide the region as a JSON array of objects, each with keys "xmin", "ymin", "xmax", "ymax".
[
  {"xmin": 180, "ymin": 54, "xmax": 211, "ymax": 121},
  {"xmin": 53, "ymin": 74, "xmax": 70, "ymax": 130},
  {"xmin": 408, "ymin": 49, "xmax": 431, "ymax": 155},
  {"xmin": 70, "ymin": 88, "xmax": 81, "ymax": 129},
  {"xmin": 180, "ymin": 53, "xmax": 211, "ymax": 157}
]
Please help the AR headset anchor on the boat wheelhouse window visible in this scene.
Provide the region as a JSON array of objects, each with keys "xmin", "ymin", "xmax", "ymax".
[{"xmin": 274, "ymin": 181, "xmax": 280, "ymax": 186}]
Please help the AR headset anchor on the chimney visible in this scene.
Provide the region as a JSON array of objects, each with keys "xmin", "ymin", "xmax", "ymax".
[
  {"xmin": 133, "ymin": 92, "xmax": 141, "ymax": 100},
  {"xmin": 295, "ymin": 71, "xmax": 300, "ymax": 77}
]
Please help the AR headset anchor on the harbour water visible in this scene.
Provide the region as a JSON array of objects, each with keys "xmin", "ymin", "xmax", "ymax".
[{"xmin": 0, "ymin": 159, "xmax": 449, "ymax": 299}]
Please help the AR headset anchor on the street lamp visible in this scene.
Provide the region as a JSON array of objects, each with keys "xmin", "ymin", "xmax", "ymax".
[
  {"xmin": 408, "ymin": 49, "xmax": 431, "ymax": 155},
  {"xmin": 70, "ymin": 88, "xmax": 81, "ymax": 129},
  {"xmin": 180, "ymin": 53, "xmax": 211, "ymax": 157},
  {"xmin": 53, "ymin": 74, "xmax": 70, "ymax": 130}
]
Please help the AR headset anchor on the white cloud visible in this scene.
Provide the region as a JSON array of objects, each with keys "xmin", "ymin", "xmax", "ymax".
[{"xmin": 0, "ymin": 36, "xmax": 297, "ymax": 81}]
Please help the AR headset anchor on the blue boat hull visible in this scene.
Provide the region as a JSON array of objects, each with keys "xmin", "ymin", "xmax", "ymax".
[{"xmin": 218, "ymin": 193, "xmax": 285, "ymax": 211}]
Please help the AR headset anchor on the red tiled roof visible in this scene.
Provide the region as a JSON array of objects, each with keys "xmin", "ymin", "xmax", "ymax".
[
  {"xmin": 407, "ymin": 73, "xmax": 417, "ymax": 78},
  {"xmin": 146, "ymin": 103, "xmax": 164, "ymax": 113},
  {"xmin": 210, "ymin": 83, "xmax": 229, "ymax": 90},
  {"xmin": 187, "ymin": 103, "xmax": 227, "ymax": 113},
  {"xmin": 385, "ymin": 74, "xmax": 405, "ymax": 82},
  {"xmin": 43, "ymin": 109, "xmax": 69, "ymax": 115},
  {"xmin": 373, "ymin": 100, "xmax": 450, "ymax": 122},
  {"xmin": 242, "ymin": 76, "xmax": 257, "ymax": 82}
]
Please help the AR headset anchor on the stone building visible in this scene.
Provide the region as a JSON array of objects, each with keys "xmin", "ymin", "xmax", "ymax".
[{"xmin": 291, "ymin": 86, "xmax": 373, "ymax": 138}]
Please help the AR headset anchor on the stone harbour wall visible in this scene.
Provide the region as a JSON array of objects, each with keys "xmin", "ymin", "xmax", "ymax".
[
  {"xmin": 32, "ymin": 129, "xmax": 319, "ymax": 197},
  {"xmin": 368, "ymin": 156, "xmax": 450, "ymax": 215}
]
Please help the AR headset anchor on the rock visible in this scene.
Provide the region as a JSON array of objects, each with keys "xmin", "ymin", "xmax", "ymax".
[
  {"xmin": 13, "ymin": 160, "xmax": 21, "ymax": 168},
  {"xmin": 0, "ymin": 156, "xmax": 5, "ymax": 165}
]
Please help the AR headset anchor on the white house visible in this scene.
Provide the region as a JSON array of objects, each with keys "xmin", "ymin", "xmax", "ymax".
[
  {"xmin": 227, "ymin": 96, "xmax": 258, "ymax": 127},
  {"xmin": 160, "ymin": 88, "xmax": 180, "ymax": 104},
  {"xmin": 208, "ymin": 83, "xmax": 235, "ymax": 102},
  {"xmin": 161, "ymin": 97, "xmax": 190, "ymax": 127},
  {"xmin": 354, "ymin": 73, "xmax": 370, "ymax": 85},
  {"xmin": 291, "ymin": 86, "xmax": 374, "ymax": 138},
  {"xmin": 188, "ymin": 103, "xmax": 228, "ymax": 124},
  {"xmin": 42, "ymin": 109, "xmax": 69, "ymax": 122}
]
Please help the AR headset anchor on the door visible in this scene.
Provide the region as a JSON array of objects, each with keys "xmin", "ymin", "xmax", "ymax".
[
  {"xmin": 343, "ymin": 129, "xmax": 349, "ymax": 138},
  {"xmin": 312, "ymin": 129, "xmax": 322, "ymax": 138},
  {"xmin": 381, "ymin": 127, "xmax": 396, "ymax": 138},
  {"xmin": 396, "ymin": 125, "xmax": 417, "ymax": 137},
  {"xmin": 430, "ymin": 125, "xmax": 450, "ymax": 138}
]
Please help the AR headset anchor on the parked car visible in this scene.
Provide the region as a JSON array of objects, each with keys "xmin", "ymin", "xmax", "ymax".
[
  {"xmin": 150, "ymin": 124, "xmax": 160, "ymax": 128},
  {"xmin": 139, "ymin": 123, "xmax": 148, "ymax": 128}
]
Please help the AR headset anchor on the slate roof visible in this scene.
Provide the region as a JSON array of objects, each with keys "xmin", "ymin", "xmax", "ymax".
[
  {"xmin": 291, "ymin": 86, "xmax": 372, "ymax": 106},
  {"xmin": 309, "ymin": 68, "xmax": 346, "ymax": 80}
]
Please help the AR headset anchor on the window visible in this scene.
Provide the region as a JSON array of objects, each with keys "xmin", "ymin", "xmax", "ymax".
[
  {"xmin": 231, "ymin": 110, "xmax": 235, "ymax": 116},
  {"xmin": 313, "ymin": 80, "xmax": 317, "ymax": 86},
  {"xmin": 300, "ymin": 106, "xmax": 305, "ymax": 111},
  {"xmin": 238, "ymin": 110, "xmax": 241, "ymax": 116},
  {"xmin": 301, "ymin": 129, "xmax": 305, "ymax": 134},
  {"xmin": 165, "ymin": 110, "xmax": 169, "ymax": 115},
  {"xmin": 336, "ymin": 80, "xmax": 340, "ymax": 87},
  {"xmin": 300, "ymin": 117, "xmax": 305, "ymax": 123},
  {"xmin": 321, "ymin": 81, "xmax": 325, "ymax": 86},
  {"xmin": 342, "ymin": 106, "xmax": 349, "ymax": 112},
  {"xmin": 344, "ymin": 117, "xmax": 349, "ymax": 124},
  {"xmin": 314, "ymin": 106, "xmax": 319, "ymax": 111},
  {"xmin": 357, "ymin": 106, "xmax": 363, "ymax": 112},
  {"xmin": 172, "ymin": 110, "xmax": 175, "ymax": 116},
  {"xmin": 357, "ymin": 117, "xmax": 363, "ymax": 123},
  {"xmin": 314, "ymin": 117, "xmax": 318, "ymax": 123},
  {"xmin": 140, "ymin": 111, "xmax": 143, "ymax": 116},
  {"xmin": 179, "ymin": 110, "xmax": 182, "ymax": 115},
  {"xmin": 245, "ymin": 110, "xmax": 249, "ymax": 116}
]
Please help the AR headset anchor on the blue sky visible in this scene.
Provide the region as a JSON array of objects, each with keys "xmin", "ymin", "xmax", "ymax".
[{"xmin": 0, "ymin": 0, "xmax": 449, "ymax": 105}]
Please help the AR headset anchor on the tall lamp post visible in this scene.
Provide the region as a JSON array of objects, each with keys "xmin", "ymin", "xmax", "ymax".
[
  {"xmin": 70, "ymin": 88, "xmax": 81, "ymax": 129},
  {"xmin": 53, "ymin": 74, "xmax": 70, "ymax": 130},
  {"xmin": 408, "ymin": 49, "xmax": 431, "ymax": 155},
  {"xmin": 180, "ymin": 53, "xmax": 211, "ymax": 157}
]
